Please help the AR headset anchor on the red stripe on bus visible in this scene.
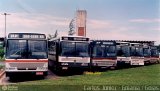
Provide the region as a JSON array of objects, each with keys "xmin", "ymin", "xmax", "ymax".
[
  {"xmin": 5, "ymin": 60, "xmax": 48, "ymax": 62},
  {"xmin": 150, "ymin": 57, "xmax": 159, "ymax": 58}
]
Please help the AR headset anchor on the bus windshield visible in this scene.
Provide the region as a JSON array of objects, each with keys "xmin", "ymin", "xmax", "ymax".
[
  {"xmin": 93, "ymin": 45, "xmax": 116, "ymax": 58},
  {"xmin": 151, "ymin": 49, "xmax": 159, "ymax": 57},
  {"xmin": 6, "ymin": 40, "xmax": 47, "ymax": 59},
  {"xmin": 130, "ymin": 47, "xmax": 143, "ymax": 57},
  {"xmin": 143, "ymin": 48, "xmax": 151, "ymax": 57},
  {"xmin": 61, "ymin": 42, "xmax": 89, "ymax": 57},
  {"xmin": 117, "ymin": 46, "xmax": 130, "ymax": 57}
]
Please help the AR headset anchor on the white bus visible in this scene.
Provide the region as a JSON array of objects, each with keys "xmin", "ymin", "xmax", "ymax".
[
  {"xmin": 150, "ymin": 46, "xmax": 159, "ymax": 63},
  {"xmin": 143, "ymin": 44, "xmax": 151, "ymax": 64},
  {"xmin": 130, "ymin": 43, "xmax": 144, "ymax": 65},
  {"xmin": 48, "ymin": 36, "xmax": 90, "ymax": 72},
  {"xmin": 5, "ymin": 33, "xmax": 48, "ymax": 79},
  {"xmin": 90, "ymin": 40, "xmax": 117, "ymax": 69},
  {"xmin": 116, "ymin": 42, "xmax": 131, "ymax": 66}
]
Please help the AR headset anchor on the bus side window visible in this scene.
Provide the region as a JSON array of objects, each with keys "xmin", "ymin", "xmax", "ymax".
[
  {"xmin": 48, "ymin": 41, "xmax": 56, "ymax": 55},
  {"xmin": 117, "ymin": 46, "xmax": 123, "ymax": 56}
]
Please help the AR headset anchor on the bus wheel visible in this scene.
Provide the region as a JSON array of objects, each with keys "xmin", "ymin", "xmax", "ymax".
[
  {"xmin": 9, "ymin": 76, "xmax": 16, "ymax": 81},
  {"xmin": 54, "ymin": 66, "xmax": 63, "ymax": 75}
]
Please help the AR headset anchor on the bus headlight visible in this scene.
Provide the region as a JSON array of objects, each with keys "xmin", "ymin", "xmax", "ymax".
[
  {"xmin": 5, "ymin": 63, "xmax": 17, "ymax": 70},
  {"xmin": 43, "ymin": 63, "xmax": 48, "ymax": 67},
  {"xmin": 37, "ymin": 67, "xmax": 47, "ymax": 70},
  {"xmin": 81, "ymin": 63, "xmax": 88, "ymax": 66},
  {"xmin": 5, "ymin": 63, "xmax": 10, "ymax": 67},
  {"xmin": 61, "ymin": 63, "xmax": 68, "ymax": 65},
  {"xmin": 5, "ymin": 67, "xmax": 16, "ymax": 70},
  {"xmin": 92, "ymin": 63, "xmax": 97, "ymax": 66}
]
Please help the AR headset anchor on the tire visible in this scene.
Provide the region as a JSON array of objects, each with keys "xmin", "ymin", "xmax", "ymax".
[{"xmin": 9, "ymin": 76, "xmax": 16, "ymax": 81}]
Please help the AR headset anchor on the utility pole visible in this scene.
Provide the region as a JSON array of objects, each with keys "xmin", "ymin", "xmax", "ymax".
[{"xmin": 2, "ymin": 13, "xmax": 10, "ymax": 39}]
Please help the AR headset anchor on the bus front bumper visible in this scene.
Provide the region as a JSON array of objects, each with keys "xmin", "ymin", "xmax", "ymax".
[
  {"xmin": 58, "ymin": 62, "xmax": 90, "ymax": 70},
  {"xmin": 131, "ymin": 60, "xmax": 144, "ymax": 65},
  {"xmin": 6, "ymin": 71, "xmax": 48, "ymax": 77},
  {"xmin": 91, "ymin": 60, "xmax": 117, "ymax": 68}
]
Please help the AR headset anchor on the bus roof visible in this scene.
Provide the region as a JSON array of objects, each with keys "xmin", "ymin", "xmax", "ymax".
[
  {"xmin": 116, "ymin": 41, "xmax": 129, "ymax": 44},
  {"xmin": 91, "ymin": 40, "xmax": 116, "ymax": 42},
  {"xmin": 49, "ymin": 36, "xmax": 89, "ymax": 42},
  {"xmin": 91, "ymin": 40, "xmax": 116, "ymax": 45}
]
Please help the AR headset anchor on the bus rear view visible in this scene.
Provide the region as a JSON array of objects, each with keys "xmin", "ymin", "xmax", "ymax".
[{"xmin": 5, "ymin": 33, "xmax": 48, "ymax": 79}]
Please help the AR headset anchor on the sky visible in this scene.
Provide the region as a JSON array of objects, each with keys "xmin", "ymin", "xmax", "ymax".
[{"xmin": 0, "ymin": 0, "xmax": 160, "ymax": 44}]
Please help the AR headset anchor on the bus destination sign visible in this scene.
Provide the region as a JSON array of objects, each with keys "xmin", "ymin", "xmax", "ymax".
[
  {"xmin": 8, "ymin": 33, "xmax": 46, "ymax": 39},
  {"xmin": 94, "ymin": 41, "xmax": 115, "ymax": 45},
  {"xmin": 62, "ymin": 37, "xmax": 89, "ymax": 41}
]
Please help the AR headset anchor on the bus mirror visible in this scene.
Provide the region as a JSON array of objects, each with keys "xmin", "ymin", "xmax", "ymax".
[{"xmin": 3, "ymin": 42, "xmax": 5, "ymax": 47}]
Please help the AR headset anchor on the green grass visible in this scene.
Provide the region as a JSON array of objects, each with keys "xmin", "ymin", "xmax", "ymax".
[
  {"xmin": 0, "ymin": 57, "xmax": 4, "ymax": 62},
  {"xmin": 0, "ymin": 48, "xmax": 4, "ymax": 62},
  {"xmin": 0, "ymin": 65, "xmax": 4, "ymax": 69},
  {"xmin": 4, "ymin": 64, "xmax": 160, "ymax": 91},
  {"xmin": 20, "ymin": 64, "xmax": 160, "ymax": 85}
]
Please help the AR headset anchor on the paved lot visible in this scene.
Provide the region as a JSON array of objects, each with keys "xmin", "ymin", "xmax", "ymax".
[{"xmin": 0, "ymin": 70, "xmax": 58, "ymax": 85}]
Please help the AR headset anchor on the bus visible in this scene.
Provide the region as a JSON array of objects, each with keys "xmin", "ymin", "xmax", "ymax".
[
  {"xmin": 143, "ymin": 44, "xmax": 151, "ymax": 64},
  {"xmin": 90, "ymin": 40, "xmax": 117, "ymax": 69},
  {"xmin": 130, "ymin": 43, "xmax": 144, "ymax": 65},
  {"xmin": 150, "ymin": 46, "xmax": 159, "ymax": 63},
  {"xmin": 48, "ymin": 36, "xmax": 90, "ymax": 72},
  {"xmin": 5, "ymin": 33, "xmax": 48, "ymax": 79},
  {"xmin": 116, "ymin": 42, "xmax": 131, "ymax": 66}
]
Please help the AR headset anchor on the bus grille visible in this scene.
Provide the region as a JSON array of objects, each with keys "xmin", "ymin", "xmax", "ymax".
[
  {"xmin": 9, "ymin": 63, "xmax": 44, "ymax": 69},
  {"xmin": 93, "ymin": 61, "xmax": 116, "ymax": 66}
]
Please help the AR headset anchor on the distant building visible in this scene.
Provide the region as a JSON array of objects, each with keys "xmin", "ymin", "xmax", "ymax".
[{"xmin": 76, "ymin": 10, "xmax": 87, "ymax": 37}]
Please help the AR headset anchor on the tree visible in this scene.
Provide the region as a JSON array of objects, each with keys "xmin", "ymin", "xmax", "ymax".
[
  {"xmin": 54, "ymin": 30, "xmax": 58, "ymax": 38},
  {"xmin": 48, "ymin": 30, "xmax": 58, "ymax": 40},
  {"xmin": 68, "ymin": 19, "xmax": 75, "ymax": 36},
  {"xmin": 0, "ymin": 48, "xmax": 4, "ymax": 58}
]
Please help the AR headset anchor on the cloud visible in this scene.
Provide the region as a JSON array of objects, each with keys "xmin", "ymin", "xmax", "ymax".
[
  {"xmin": 88, "ymin": 19, "xmax": 112, "ymax": 30},
  {"xmin": 129, "ymin": 18, "xmax": 160, "ymax": 23},
  {"xmin": 0, "ymin": 13, "xmax": 71, "ymax": 37},
  {"xmin": 87, "ymin": 29, "xmax": 158, "ymax": 42},
  {"xmin": 0, "ymin": 13, "xmax": 159, "ymax": 44},
  {"xmin": 16, "ymin": 0, "xmax": 36, "ymax": 13},
  {"xmin": 86, "ymin": 18, "xmax": 159, "ymax": 44}
]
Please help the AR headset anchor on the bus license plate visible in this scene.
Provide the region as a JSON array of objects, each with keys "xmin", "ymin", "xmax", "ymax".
[
  {"xmin": 62, "ymin": 67, "xmax": 68, "ymax": 70},
  {"xmin": 36, "ymin": 72, "xmax": 43, "ymax": 75}
]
